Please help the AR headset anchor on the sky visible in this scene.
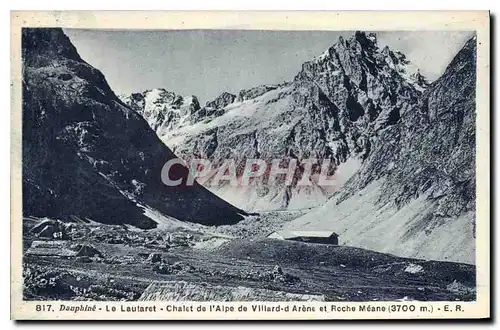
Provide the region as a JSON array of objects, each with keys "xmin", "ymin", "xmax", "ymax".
[{"xmin": 64, "ymin": 29, "xmax": 474, "ymax": 104}]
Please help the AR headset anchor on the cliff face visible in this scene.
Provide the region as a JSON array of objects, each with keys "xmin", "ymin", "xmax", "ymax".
[
  {"xmin": 285, "ymin": 36, "xmax": 476, "ymax": 264},
  {"xmin": 105, "ymin": 30, "xmax": 476, "ymax": 263},
  {"xmin": 22, "ymin": 28, "xmax": 245, "ymax": 228},
  {"xmin": 348, "ymin": 36, "xmax": 477, "ymax": 217},
  {"xmin": 122, "ymin": 32, "xmax": 430, "ymax": 211}
]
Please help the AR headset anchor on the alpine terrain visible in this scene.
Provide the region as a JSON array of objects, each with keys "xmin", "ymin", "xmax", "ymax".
[
  {"xmin": 121, "ymin": 32, "xmax": 476, "ymax": 263},
  {"xmin": 285, "ymin": 36, "xmax": 477, "ymax": 264}
]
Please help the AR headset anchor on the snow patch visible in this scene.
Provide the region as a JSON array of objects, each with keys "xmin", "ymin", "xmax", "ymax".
[
  {"xmin": 333, "ymin": 157, "xmax": 362, "ymax": 188},
  {"xmin": 162, "ymin": 86, "xmax": 291, "ymax": 149}
]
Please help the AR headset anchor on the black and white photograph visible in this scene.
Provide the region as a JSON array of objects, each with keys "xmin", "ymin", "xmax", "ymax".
[{"xmin": 10, "ymin": 10, "xmax": 490, "ymax": 320}]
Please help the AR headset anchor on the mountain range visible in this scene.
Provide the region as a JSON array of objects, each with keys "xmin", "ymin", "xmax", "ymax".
[
  {"xmin": 120, "ymin": 32, "xmax": 431, "ymax": 211},
  {"xmin": 285, "ymin": 36, "xmax": 477, "ymax": 263},
  {"xmin": 22, "ymin": 28, "xmax": 245, "ymax": 229}
]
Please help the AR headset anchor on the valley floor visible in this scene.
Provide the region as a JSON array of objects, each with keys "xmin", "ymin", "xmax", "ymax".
[{"xmin": 22, "ymin": 214, "xmax": 475, "ymax": 302}]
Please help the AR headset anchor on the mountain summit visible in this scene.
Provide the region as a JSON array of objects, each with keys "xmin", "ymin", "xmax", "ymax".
[{"xmin": 119, "ymin": 89, "xmax": 201, "ymax": 137}]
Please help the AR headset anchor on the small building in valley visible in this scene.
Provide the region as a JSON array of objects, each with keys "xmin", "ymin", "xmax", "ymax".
[{"xmin": 268, "ymin": 230, "xmax": 339, "ymax": 245}]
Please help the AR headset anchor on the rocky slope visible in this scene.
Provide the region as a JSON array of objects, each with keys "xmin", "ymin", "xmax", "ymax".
[
  {"xmin": 122, "ymin": 32, "xmax": 430, "ymax": 211},
  {"xmin": 22, "ymin": 28, "xmax": 245, "ymax": 228},
  {"xmin": 285, "ymin": 36, "xmax": 477, "ymax": 264}
]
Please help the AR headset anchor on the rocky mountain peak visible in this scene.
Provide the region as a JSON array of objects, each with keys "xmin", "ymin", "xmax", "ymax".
[
  {"xmin": 298, "ymin": 31, "xmax": 429, "ymax": 94},
  {"xmin": 353, "ymin": 31, "xmax": 378, "ymax": 50},
  {"xmin": 283, "ymin": 36, "xmax": 477, "ymax": 263},
  {"xmin": 127, "ymin": 31, "xmax": 430, "ymax": 145},
  {"xmin": 22, "ymin": 28, "xmax": 82, "ymax": 65}
]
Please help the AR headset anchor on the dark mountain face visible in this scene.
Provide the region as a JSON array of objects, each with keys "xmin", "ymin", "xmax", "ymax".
[
  {"xmin": 121, "ymin": 31, "xmax": 430, "ymax": 211},
  {"xmin": 22, "ymin": 28, "xmax": 245, "ymax": 228}
]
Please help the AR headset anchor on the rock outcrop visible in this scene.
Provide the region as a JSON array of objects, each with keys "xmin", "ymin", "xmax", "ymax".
[
  {"xmin": 285, "ymin": 36, "xmax": 476, "ymax": 263},
  {"xmin": 139, "ymin": 281, "xmax": 325, "ymax": 301}
]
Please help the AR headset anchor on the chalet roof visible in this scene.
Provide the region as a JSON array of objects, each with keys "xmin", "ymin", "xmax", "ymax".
[{"xmin": 282, "ymin": 230, "xmax": 338, "ymax": 239}]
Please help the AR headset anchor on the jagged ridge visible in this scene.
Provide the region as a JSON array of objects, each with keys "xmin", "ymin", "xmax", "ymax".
[{"xmin": 22, "ymin": 28, "xmax": 246, "ymax": 228}]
